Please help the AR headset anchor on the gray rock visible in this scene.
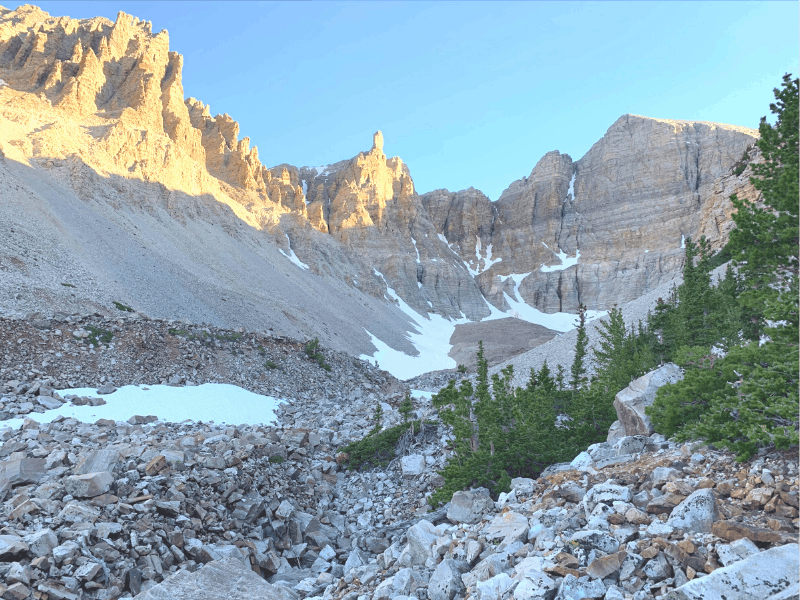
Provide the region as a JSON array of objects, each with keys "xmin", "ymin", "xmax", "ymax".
[
  {"xmin": 663, "ymin": 543, "xmax": 798, "ymax": 600},
  {"xmin": 428, "ymin": 558, "xmax": 467, "ymax": 600},
  {"xmin": 137, "ymin": 557, "xmax": 300, "ymax": 599},
  {"xmin": 23, "ymin": 528, "xmax": 58, "ymax": 557},
  {"xmin": 476, "ymin": 572, "xmax": 516, "ymax": 599},
  {"xmin": 448, "ymin": 488, "xmax": 495, "ymax": 524},
  {"xmin": 554, "ymin": 573, "xmax": 606, "ymax": 600},
  {"xmin": 613, "ymin": 363, "xmax": 683, "ymax": 436},
  {"xmin": 63, "ymin": 471, "xmax": 114, "ymax": 498},
  {"xmin": 606, "ymin": 420, "xmax": 625, "ymax": 444},
  {"xmin": 614, "ymin": 435, "xmax": 648, "ymax": 456},
  {"xmin": 651, "ymin": 467, "xmax": 680, "ymax": 488},
  {"xmin": 570, "ymin": 530, "xmax": 620, "ymax": 555},
  {"xmin": 53, "ymin": 540, "xmax": 80, "ymax": 564},
  {"xmin": 511, "ymin": 478, "xmax": 536, "ymax": 496},
  {"xmin": 643, "ymin": 552, "xmax": 673, "ymax": 582},
  {"xmin": 400, "ymin": 519, "xmax": 438, "ymax": 566},
  {"xmin": 582, "ymin": 483, "xmax": 632, "ymax": 516},
  {"xmin": 36, "ymin": 395, "xmax": 64, "ymax": 409},
  {"xmin": 513, "ymin": 570, "xmax": 558, "ymax": 600},
  {"xmin": 73, "ymin": 448, "xmax": 121, "ymax": 475},
  {"xmin": 667, "ymin": 488, "xmax": 718, "ymax": 533},
  {"xmin": 344, "ymin": 548, "xmax": 369, "ymax": 575},
  {"xmin": 401, "ymin": 454, "xmax": 426, "ymax": 478},
  {"xmin": 1, "ymin": 458, "xmax": 46, "ymax": 485},
  {"xmin": 0, "ymin": 535, "xmax": 29, "ymax": 560},
  {"xmin": 485, "ymin": 511, "xmax": 529, "ymax": 544}
]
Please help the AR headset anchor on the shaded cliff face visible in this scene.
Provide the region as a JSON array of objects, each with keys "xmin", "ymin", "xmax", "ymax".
[{"xmin": 0, "ymin": 5, "xmax": 763, "ymax": 370}]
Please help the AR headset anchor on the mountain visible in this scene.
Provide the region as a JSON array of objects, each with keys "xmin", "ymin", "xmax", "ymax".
[{"xmin": 0, "ymin": 5, "xmax": 762, "ymax": 378}]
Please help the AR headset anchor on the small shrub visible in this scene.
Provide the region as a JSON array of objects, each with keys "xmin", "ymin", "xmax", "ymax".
[
  {"xmin": 61, "ymin": 282, "xmax": 75, "ymax": 288},
  {"xmin": 113, "ymin": 301, "xmax": 133, "ymax": 312},
  {"xmin": 399, "ymin": 393, "xmax": 414, "ymax": 422},
  {"xmin": 457, "ymin": 364, "xmax": 467, "ymax": 374},
  {"xmin": 304, "ymin": 337, "xmax": 331, "ymax": 371},
  {"xmin": 82, "ymin": 325, "xmax": 113, "ymax": 346},
  {"xmin": 340, "ymin": 420, "xmax": 423, "ymax": 471},
  {"xmin": 268, "ymin": 455, "xmax": 286, "ymax": 464},
  {"xmin": 265, "ymin": 360, "xmax": 279, "ymax": 370}
]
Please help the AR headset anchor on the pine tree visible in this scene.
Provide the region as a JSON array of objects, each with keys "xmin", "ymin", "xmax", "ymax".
[{"xmin": 570, "ymin": 303, "xmax": 589, "ymax": 390}]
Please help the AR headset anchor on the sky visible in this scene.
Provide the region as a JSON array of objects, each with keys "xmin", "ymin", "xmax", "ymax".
[{"xmin": 4, "ymin": 1, "xmax": 798, "ymax": 200}]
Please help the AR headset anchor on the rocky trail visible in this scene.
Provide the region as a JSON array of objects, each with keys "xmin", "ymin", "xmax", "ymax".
[{"xmin": 0, "ymin": 311, "xmax": 797, "ymax": 600}]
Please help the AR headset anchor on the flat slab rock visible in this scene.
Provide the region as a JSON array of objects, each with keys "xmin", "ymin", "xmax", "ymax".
[{"xmin": 136, "ymin": 558, "xmax": 300, "ymax": 600}]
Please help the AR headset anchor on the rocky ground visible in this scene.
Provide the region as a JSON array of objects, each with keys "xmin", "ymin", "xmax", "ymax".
[{"xmin": 0, "ymin": 311, "xmax": 797, "ymax": 600}]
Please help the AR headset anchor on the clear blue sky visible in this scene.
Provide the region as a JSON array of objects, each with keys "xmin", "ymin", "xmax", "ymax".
[{"xmin": 8, "ymin": 1, "xmax": 798, "ymax": 200}]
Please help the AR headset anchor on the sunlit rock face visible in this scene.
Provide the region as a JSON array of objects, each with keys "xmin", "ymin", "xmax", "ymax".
[{"xmin": 0, "ymin": 3, "xmax": 762, "ymax": 340}]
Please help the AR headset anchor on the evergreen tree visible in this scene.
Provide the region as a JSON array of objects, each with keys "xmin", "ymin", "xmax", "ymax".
[{"xmin": 570, "ymin": 304, "xmax": 589, "ymax": 390}]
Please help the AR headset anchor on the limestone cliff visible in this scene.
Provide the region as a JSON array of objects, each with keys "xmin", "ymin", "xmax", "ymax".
[{"xmin": 0, "ymin": 4, "xmax": 764, "ymax": 366}]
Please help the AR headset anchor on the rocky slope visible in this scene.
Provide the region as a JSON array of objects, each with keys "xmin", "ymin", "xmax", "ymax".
[
  {"xmin": 0, "ymin": 4, "xmax": 764, "ymax": 372},
  {"xmin": 0, "ymin": 314, "xmax": 796, "ymax": 600}
]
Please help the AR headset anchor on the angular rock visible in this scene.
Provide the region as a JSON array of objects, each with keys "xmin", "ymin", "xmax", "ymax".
[
  {"xmin": 485, "ymin": 511, "xmax": 529, "ymax": 544},
  {"xmin": 663, "ymin": 543, "xmax": 798, "ymax": 600},
  {"xmin": 448, "ymin": 488, "xmax": 495, "ymax": 524},
  {"xmin": 23, "ymin": 528, "xmax": 58, "ymax": 557},
  {"xmin": 63, "ymin": 471, "xmax": 114, "ymax": 498},
  {"xmin": 613, "ymin": 363, "xmax": 683, "ymax": 436},
  {"xmin": 554, "ymin": 573, "xmax": 606, "ymax": 600},
  {"xmin": 0, "ymin": 535, "xmax": 29, "ymax": 560},
  {"xmin": 400, "ymin": 454, "xmax": 426, "ymax": 478},
  {"xmin": 667, "ymin": 488, "xmax": 718, "ymax": 533},
  {"xmin": 428, "ymin": 558, "xmax": 466, "ymax": 600},
  {"xmin": 137, "ymin": 557, "xmax": 300, "ymax": 599}
]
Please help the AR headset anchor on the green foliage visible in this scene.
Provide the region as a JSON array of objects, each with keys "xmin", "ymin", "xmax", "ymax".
[
  {"xmin": 399, "ymin": 393, "xmax": 414, "ymax": 423},
  {"xmin": 340, "ymin": 419, "xmax": 423, "ymax": 471},
  {"xmin": 268, "ymin": 455, "xmax": 286, "ymax": 464},
  {"xmin": 647, "ymin": 73, "xmax": 800, "ymax": 460},
  {"xmin": 457, "ymin": 364, "xmax": 468, "ymax": 374},
  {"xmin": 113, "ymin": 301, "xmax": 133, "ymax": 312},
  {"xmin": 265, "ymin": 360, "xmax": 279, "ymax": 370},
  {"xmin": 304, "ymin": 338, "xmax": 332, "ymax": 371},
  {"xmin": 77, "ymin": 325, "xmax": 113, "ymax": 346},
  {"xmin": 61, "ymin": 282, "xmax": 75, "ymax": 288},
  {"xmin": 570, "ymin": 304, "xmax": 589, "ymax": 390},
  {"xmin": 429, "ymin": 344, "xmax": 575, "ymax": 506}
]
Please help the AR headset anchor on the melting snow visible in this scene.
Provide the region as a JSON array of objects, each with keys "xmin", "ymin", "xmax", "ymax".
[
  {"xmin": 0, "ymin": 384, "xmax": 285, "ymax": 430},
  {"xmin": 361, "ymin": 270, "xmax": 470, "ymax": 380},
  {"xmin": 437, "ymin": 233, "xmax": 448, "ymax": 245},
  {"xmin": 279, "ymin": 234, "xmax": 310, "ymax": 270},
  {"xmin": 567, "ymin": 172, "xmax": 576, "ymax": 201},
  {"xmin": 411, "ymin": 237, "xmax": 421, "ymax": 264},
  {"xmin": 486, "ymin": 272, "xmax": 606, "ymax": 332},
  {"xmin": 313, "ymin": 165, "xmax": 329, "ymax": 177},
  {"xmin": 540, "ymin": 242, "xmax": 580, "ymax": 272},
  {"xmin": 302, "ymin": 180, "xmax": 308, "ymax": 197},
  {"xmin": 680, "ymin": 234, "xmax": 686, "ymax": 249}
]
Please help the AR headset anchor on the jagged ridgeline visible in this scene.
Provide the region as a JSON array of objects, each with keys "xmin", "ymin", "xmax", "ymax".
[{"xmin": 0, "ymin": 4, "xmax": 763, "ymax": 368}]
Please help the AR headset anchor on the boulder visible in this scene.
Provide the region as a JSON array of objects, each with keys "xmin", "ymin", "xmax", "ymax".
[
  {"xmin": 447, "ymin": 488, "xmax": 495, "ymax": 524},
  {"xmin": 137, "ymin": 557, "xmax": 300, "ymax": 599},
  {"xmin": 613, "ymin": 363, "xmax": 683, "ymax": 436},
  {"xmin": 667, "ymin": 488, "xmax": 718, "ymax": 533},
  {"xmin": 485, "ymin": 511, "xmax": 529, "ymax": 544},
  {"xmin": 476, "ymin": 572, "xmax": 516, "ymax": 599},
  {"xmin": 428, "ymin": 558, "xmax": 467, "ymax": 600},
  {"xmin": 513, "ymin": 570, "xmax": 557, "ymax": 600},
  {"xmin": 63, "ymin": 471, "xmax": 114, "ymax": 498},
  {"xmin": 554, "ymin": 573, "xmax": 606, "ymax": 600},
  {"xmin": 23, "ymin": 529, "xmax": 58, "ymax": 557},
  {"xmin": 663, "ymin": 543, "xmax": 798, "ymax": 600},
  {"xmin": 400, "ymin": 454, "xmax": 426, "ymax": 478},
  {"xmin": 400, "ymin": 520, "xmax": 438, "ymax": 566}
]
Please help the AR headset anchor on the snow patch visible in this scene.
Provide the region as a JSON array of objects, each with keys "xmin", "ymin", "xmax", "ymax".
[
  {"xmin": 540, "ymin": 242, "xmax": 580, "ymax": 272},
  {"xmin": 411, "ymin": 237, "xmax": 421, "ymax": 264},
  {"xmin": 566, "ymin": 172, "xmax": 576, "ymax": 201},
  {"xmin": 0, "ymin": 384, "xmax": 285, "ymax": 430},
  {"xmin": 313, "ymin": 165, "xmax": 329, "ymax": 177},
  {"xmin": 360, "ymin": 270, "xmax": 470, "ymax": 380},
  {"xmin": 279, "ymin": 234, "xmax": 310, "ymax": 270},
  {"xmin": 680, "ymin": 234, "xmax": 686, "ymax": 249}
]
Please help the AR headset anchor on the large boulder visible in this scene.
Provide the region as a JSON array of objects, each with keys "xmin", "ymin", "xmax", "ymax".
[
  {"xmin": 663, "ymin": 543, "xmax": 799, "ymax": 600},
  {"xmin": 428, "ymin": 558, "xmax": 467, "ymax": 600},
  {"xmin": 667, "ymin": 488, "xmax": 719, "ymax": 533},
  {"xmin": 613, "ymin": 364, "xmax": 683, "ymax": 436},
  {"xmin": 137, "ymin": 557, "xmax": 299, "ymax": 599},
  {"xmin": 447, "ymin": 488, "xmax": 495, "ymax": 524}
]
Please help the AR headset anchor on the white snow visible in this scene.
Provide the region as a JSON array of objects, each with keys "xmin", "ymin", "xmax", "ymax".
[
  {"xmin": 0, "ymin": 383, "xmax": 285, "ymax": 430},
  {"xmin": 302, "ymin": 180, "xmax": 308, "ymax": 197},
  {"xmin": 0, "ymin": 79, "xmax": 6, "ymax": 87},
  {"xmin": 279, "ymin": 234, "xmax": 310, "ymax": 270},
  {"xmin": 645, "ymin": 249, "xmax": 649, "ymax": 253},
  {"xmin": 680, "ymin": 234, "xmax": 686, "ymax": 249},
  {"xmin": 486, "ymin": 272, "xmax": 606, "ymax": 332},
  {"xmin": 313, "ymin": 165, "xmax": 329, "ymax": 177},
  {"xmin": 540, "ymin": 242, "xmax": 580, "ymax": 272},
  {"xmin": 437, "ymin": 233, "xmax": 448, "ymax": 245},
  {"xmin": 567, "ymin": 172, "xmax": 576, "ymax": 201},
  {"xmin": 360, "ymin": 270, "xmax": 470, "ymax": 380},
  {"xmin": 411, "ymin": 237, "xmax": 421, "ymax": 264},
  {"xmin": 411, "ymin": 390, "xmax": 434, "ymax": 400}
]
